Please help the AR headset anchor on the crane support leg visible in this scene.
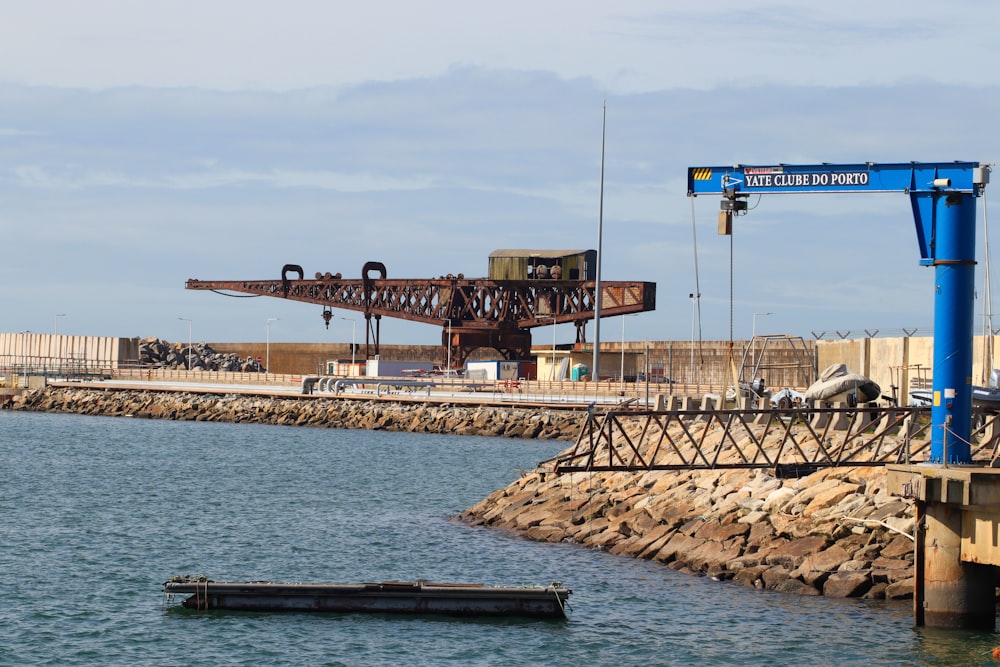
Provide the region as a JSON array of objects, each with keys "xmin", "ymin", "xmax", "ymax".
[
  {"xmin": 443, "ymin": 327, "xmax": 532, "ymax": 369},
  {"xmin": 924, "ymin": 192, "xmax": 977, "ymax": 463}
]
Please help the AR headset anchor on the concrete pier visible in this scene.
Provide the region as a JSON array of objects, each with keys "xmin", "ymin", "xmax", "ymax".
[{"xmin": 888, "ymin": 465, "xmax": 1000, "ymax": 629}]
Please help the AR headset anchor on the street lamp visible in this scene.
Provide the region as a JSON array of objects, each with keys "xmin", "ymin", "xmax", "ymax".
[
  {"xmin": 751, "ymin": 312, "xmax": 773, "ymax": 382},
  {"xmin": 266, "ymin": 317, "xmax": 279, "ymax": 374},
  {"xmin": 446, "ymin": 319, "xmax": 452, "ymax": 374},
  {"xmin": 689, "ymin": 293, "xmax": 699, "ymax": 385},
  {"xmin": 178, "ymin": 317, "xmax": 192, "ymax": 370},
  {"xmin": 752, "ymin": 312, "xmax": 773, "ymax": 340},
  {"xmin": 545, "ymin": 316, "xmax": 558, "ymax": 381},
  {"xmin": 18, "ymin": 330, "xmax": 29, "ymax": 387},
  {"xmin": 620, "ymin": 314, "xmax": 637, "ymax": 392},
  {"xmin": 340, "ymin": 317, "xmax": 356, "ymax": 374},
  {"xmin": 54, "ymin": 313, "xmax": 66, "ymax": 368}
]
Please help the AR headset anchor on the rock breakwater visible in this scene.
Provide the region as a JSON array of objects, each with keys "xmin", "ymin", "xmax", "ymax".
[
  {"xmin": 458, "ymin": 463, "xmax": 916, "ymax": 600},
  {"xmin": 4, "ymin": 386, "xmax": 586, "ymax": 440}
]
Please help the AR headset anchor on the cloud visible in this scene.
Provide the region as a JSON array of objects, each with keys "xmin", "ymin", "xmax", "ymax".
[
  {"xmin": 1, "ymin": 72, "xmax": 999, "ymax": 345},
  {"xmin": 4, "ymin": 1, "xmax": 1000, "ymax": 93}
]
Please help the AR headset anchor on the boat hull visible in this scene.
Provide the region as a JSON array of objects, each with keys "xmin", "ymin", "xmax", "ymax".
[
  {"xmin": 911, "ymin": 386, "xmax": 1000, "ymax": 410},
  {"xmin": 163, "ymin": 580, "xmax": 571, "ymax": 619}
]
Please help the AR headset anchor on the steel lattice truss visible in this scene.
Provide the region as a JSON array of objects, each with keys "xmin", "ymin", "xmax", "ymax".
[
  {"xmin": 551, "ymin": 407, "xmax": 1000, "ymax": 475},
  {"xmin": 186, "ymin": 267, "xmax": 655, "ymax": 365}
]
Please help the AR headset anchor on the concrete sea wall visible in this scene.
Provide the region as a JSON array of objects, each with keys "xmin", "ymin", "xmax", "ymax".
[{"xmin": 7, "ymin": 386, "xmax": 915, "ymax": 599}]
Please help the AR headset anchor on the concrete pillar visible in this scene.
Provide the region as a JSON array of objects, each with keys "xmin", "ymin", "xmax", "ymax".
[
  {"xmin": 754, "ymin": 400, "xmax": 772, "ymax": 425},
  {"xmin": 856, "ymin": 408, "xmax": 875, "ymax": 432},
  {"xmin": 830, "ymin": 402, "xmax": 852, "ymax": 430},
  {"xmin": 810, "ymin": 409, "xmax": 829, "ymax": 430},
  {"xmin": 920, "ymin": 501, "xmax": 995, "ymax": 629},
  {"xmin": 877, "ymin": 408, "xmax": 901, "ymax": 436},
  {"xmin": 656, "ymin": 394, "xmax": 677, "ymax": 411}
]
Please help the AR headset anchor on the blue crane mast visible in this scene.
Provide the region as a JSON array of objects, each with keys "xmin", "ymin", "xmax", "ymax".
[{"xmin": 687, "ymin": 161, "xmax": 990, "ymax": 464}]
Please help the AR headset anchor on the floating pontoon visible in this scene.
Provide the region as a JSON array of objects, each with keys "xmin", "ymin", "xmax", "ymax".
[{"xmin": 163, "ymin": 578, "xmax": 571, "ymax": 619}]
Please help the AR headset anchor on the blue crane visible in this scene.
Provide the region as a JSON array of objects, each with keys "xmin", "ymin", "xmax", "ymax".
[{"xmin": 687, "ymin": 161, "xmax": 991, "ymax": 464}]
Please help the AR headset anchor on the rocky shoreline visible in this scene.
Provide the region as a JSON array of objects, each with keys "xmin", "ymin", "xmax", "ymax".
[
  {"xmin": 7, "ymin": 385, "xmax": 915, "ymax": 599},
  {"xmin": 457, "ymin": 464, "xmax": 915, "ymax": 600}
]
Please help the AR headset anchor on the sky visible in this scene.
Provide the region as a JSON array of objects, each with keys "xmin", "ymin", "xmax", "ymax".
[{"xmin": 3, "ymin": 1, "xmax": 1000, "ymax": 350}]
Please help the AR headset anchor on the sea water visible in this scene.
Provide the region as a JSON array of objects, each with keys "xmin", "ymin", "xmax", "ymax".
[{"xmin": 1, "ymin": 410, "xmax": 998, "ymax": 666}]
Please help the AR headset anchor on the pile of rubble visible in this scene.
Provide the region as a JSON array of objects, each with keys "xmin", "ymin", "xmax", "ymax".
[{"xmin": 138, "ymin": 338, "xmax": 263, "ymax": 372}]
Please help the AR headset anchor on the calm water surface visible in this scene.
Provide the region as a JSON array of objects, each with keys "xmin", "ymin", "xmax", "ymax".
[{"xmin": 1, "ymin": 411, "xmax": 998, "ymax": 666}]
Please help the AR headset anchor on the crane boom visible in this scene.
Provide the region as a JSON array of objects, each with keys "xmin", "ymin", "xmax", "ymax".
[
  {"xmin": 186, "ymin": 264, "xmax": 655, "ymax": 368},
  {"xmin": 687, "ymin": 160, "xmax": 990, "ymax": 464}
]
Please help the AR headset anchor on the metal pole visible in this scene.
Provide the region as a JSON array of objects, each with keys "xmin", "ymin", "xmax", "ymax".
[
  {"xmin": 752, "ymin": 312, "xmax": 771, "ymax": 340},
  {"xmin": 266, "ymin": 317, "xmax": 279, "ymax": 374},
  {"xmin": 645, "ymin": 343, "xmax": 649, "ymax": 407},
  {"xmin": 689, "ymin": 294, "xmax": 696, "ymax": 385},
  {"xmin": 341, "ymin": 317, "xmax": 356, "ymax": 374},
  {"xmin": 928, "ymin": 191, "xmax": 978, "ymax": 463},
  {"xmin": 54, "ymin": 313, "xmax": 66, "ymax": 370},
  {"xmin": 620, "ymin": 316, "xmax": 626, "ymax": 392},
  {"xmin": 551, "ymin": 318, "xmax": 557, "ymax": 381},
  {"xmin": 751, "ymin": 312, "xmax": 771, "ymax": 379},
  {"xmin": 592, "ymin": 102, "xmax": 606, "ymax": 383}
]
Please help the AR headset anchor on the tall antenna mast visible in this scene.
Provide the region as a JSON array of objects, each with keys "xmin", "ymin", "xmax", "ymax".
[{"xmin": 592, "ymin": 102, "xmax": 606, "ymax": 380}]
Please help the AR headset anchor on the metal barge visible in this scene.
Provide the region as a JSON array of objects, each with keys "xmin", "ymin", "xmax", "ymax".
[{"xmin": 163, "ymin": 579, "xmax": 571, "ymax": 619}]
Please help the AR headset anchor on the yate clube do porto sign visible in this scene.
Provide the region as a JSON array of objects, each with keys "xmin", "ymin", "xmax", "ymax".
[{"xmin": 742, "ymin": 166, "xmax": 870, "ymax": 189}]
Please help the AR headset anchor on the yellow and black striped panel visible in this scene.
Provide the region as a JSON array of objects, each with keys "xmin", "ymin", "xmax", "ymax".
[{"xmin": 689, "ymin": 167, "xmax": 712, "ymax": 181}]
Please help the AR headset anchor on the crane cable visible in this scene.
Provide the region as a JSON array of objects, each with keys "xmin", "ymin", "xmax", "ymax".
[
  {"xmin": 689, "ymin": 198, "xmax": 703, "ymax": 365},
  {"xmin": 982, "ymin": 192, "xmax": 994, "ymax": 385}
]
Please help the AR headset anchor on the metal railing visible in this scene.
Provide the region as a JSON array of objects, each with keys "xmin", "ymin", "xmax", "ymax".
[{"xmin": 550, "ymin": 405, "xmax": 1000, "ymax": 475}]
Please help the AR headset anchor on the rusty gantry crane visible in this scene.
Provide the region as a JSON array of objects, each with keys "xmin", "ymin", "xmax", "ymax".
[{"xmin": 185, "ymin": 250, "xmax": 656, "ymax": 368}]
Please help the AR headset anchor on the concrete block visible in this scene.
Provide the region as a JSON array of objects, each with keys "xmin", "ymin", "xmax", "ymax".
[
  {"xmin": 831, "ymin": 402, "xmax": 852, "ymax": 430},
  {"xmin": 811, "ymin": 409, "xmax": 830, "ymax": 430}
]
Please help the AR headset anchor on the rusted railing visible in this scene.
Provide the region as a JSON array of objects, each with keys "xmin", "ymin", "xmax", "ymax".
[{"xmin": 551, "ymin": 406, "xmax": 1000, "ymax": 475}]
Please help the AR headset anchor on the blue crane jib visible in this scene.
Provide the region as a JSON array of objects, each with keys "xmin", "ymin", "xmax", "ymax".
[
  {"xmin": 688, "ymin": 161, "xmax": 989, "ymax": 265},
  {"xmin": 686, "ymin": 161, "xmax": 991, "ymax": 464}
]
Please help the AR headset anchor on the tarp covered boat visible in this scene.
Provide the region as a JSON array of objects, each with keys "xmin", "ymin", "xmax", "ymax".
[
  {"xmin": 805, "ymin": 364, "xmax": 881, "ymax": 405},
  {"xmin": 163, "ymin": 578, "xmax": 571, "ymax": 619}
]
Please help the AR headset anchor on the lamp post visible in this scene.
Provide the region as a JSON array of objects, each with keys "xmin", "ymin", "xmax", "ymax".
[
  {"xmin": 446, "ymin": 319, "xmax": 452, "ymax": 374},
  {"xmin": 54, "ymin": 313, "xmax": 66, "ymax": 371},
  {"xmin": 751, "ymin": 312, "xmax": 772, "ymax": 378},
  {"xmin": 752, "ymin": 312, "xmax": 773, "ymax": 340},
  {"xmin": 340, "ymin": 317, "xmax": 356, "ymax": 374},
  {"xmin": 178, "ymin": 317, "xmax": 192, "ymax": 370},
  {"xmin": 545, "ymin": 316, "xmax": 558, "ymax": 381},
  {"xmin": 18, "ymin": 330, "xmax": 29, "ymax": 387},
  {"xmin": 592, "ymin": 102, "xmax": 606, "ymax": 384},
  {"xmin": 266, "ymin": 317, "xmax": 279, "ymax": 374},
  {"xmin": 620, "ymin": 314, "xmax": 637, "ymax": 392},
  {"xmin": 689, "ymin": 293, "xmax": 698, "ymax": 386},
  {"xmin": 552, "ymin": 320, "xmax": 557, "ymax": 381}
]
